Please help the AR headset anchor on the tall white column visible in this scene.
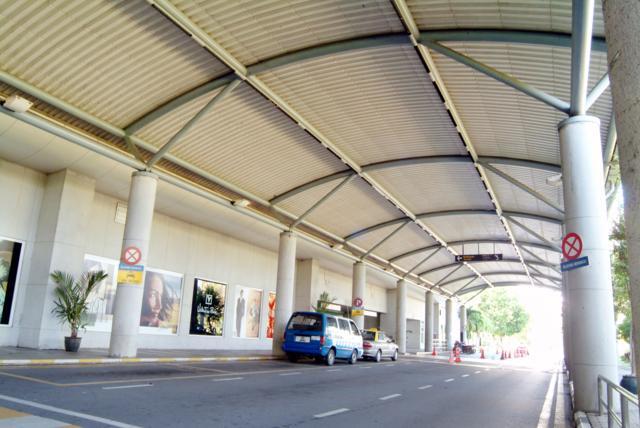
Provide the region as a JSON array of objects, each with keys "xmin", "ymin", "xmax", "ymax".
[
  {"xmin": 445, "ymin": 298, "xmax": 453, "ymax": 350},
  {"xmin": 558, "ymin": 116, "xmax": 618, "ymax": 411},
  {"xmin": 272, "ymin": 231, "xmax": 297, "ymax": 355},
  {"xmin": 425, "ymin": 290, "xmax": 434, "ymax": 352},
  {"xmin": 459, "ymin": 304, "xmax": 467, "ymax": 343},
  {"xmin": 352, "ymin": 261, "xmax": 366, "ymax": 330},
  {"xmin": 109, "ymin": 171, "xmax": 158, "ymax": 358},
  {"xmin": 396, "ymin": 279, "xmax": 407, "ymax": 354}
]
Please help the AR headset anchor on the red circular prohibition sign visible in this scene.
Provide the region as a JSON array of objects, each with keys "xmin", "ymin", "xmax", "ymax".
[
  {"xmin": 562, "ymin": 233, "xmax": 583, "ymax": 261},
  {"xmin": 122, "ymin": 246, "xmax": 142, "ymax": 265}
]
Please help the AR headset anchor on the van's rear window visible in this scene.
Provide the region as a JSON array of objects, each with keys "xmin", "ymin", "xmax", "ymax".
[
  {"xmin": 362, "ymin": 331, "xmax": 375, "ymax": 340},
  {"xmin": 287, "ymin": 314, "xmax": 323, "ymax": 331}
]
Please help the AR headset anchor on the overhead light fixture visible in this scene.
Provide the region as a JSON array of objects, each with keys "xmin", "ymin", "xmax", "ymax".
[
  {"xmin": 546, "ymin": 174, "xmax": 563, "ymax": 187},
  {"xmin": 232, "ymin": 198, "xmax": 250, "ymax": 208},
  {"xmin": 331, "ymin": 243, "xmax": 344, "ymax": 250},
  {"xmin": 384, "ymin": 265, "xmax": 394, "ymax": 273},
  {"xmin": 2, "ymin": 95, "xmax": 33, "ymax": 113}
]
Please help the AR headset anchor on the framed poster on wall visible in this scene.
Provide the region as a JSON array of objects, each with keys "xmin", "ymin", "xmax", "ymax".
[
  {"xmin": 0, "ymin": 238, "xmax": 23, "ymax": 325},
  {"xmin": 233, "ymin": 286, "xmax": 262, "ymax": 338},
  {"xmin": 83, "ymin": 254, "xmax": 118, "ymax": 331},
  {"xmin": 139, "ymin": 268, "xmax": 183, "ymax": 335},
  {"xmin": 266, "ymin": 292, "xmax": 276, "ymax": 339},
  {"xmin": 189, "ymin": 278, "xmax": 226, "ymax": 336}
]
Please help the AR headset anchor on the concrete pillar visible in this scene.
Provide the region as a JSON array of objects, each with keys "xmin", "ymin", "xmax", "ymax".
[
  {"xmin": 558, "ymin": 116, "xmax": 618, "ymax": 411},
  {"xmin": 352, "ymin": 261, "xmax": 366, "ymax": 330},
  {"xmin": 272, "ymin": 231, "xmax": 297, "ymax": 355},
  {"xmin": 396, "ymin": 279, "xmax": 407, "ymax": 354},
  {"xmin": 294, "ymin": 259, "xmax": 318, "ymax": 311},
  {"xmin": 445, "ymin": 298, "xmax": 453, "ymax": 350},
  {"xmin": 18, "ymin": 169, "xmax": 95, "ymax": 348},
  {"xmin": 459, "ymin": 304, "xmax": 467, "ymax": 343},
  {"xmin": 108, "ymin": 171, "xmax": 158, "ymax": 357},
  {"xmin": 425, "ymin": 290, "xmax": 434, "ymax": 353}
]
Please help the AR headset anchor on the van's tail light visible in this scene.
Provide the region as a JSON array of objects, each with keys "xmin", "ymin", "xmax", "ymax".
[
  {"xmin": 320, "ymin": 336, "xmax": 325, "ymax": 345},
  {"xmin": 363, "ymin": 342, "xmax": 372, "ymax": 349}
]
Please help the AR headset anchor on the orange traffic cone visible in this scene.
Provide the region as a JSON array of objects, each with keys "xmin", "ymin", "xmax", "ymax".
[
  {"xmin": 500, "ymin": 350, "xmax": 505, "ymax": 360},
  {"xmin": 480, "ymin": 348, "xmax": 485, "ymax": 359},
  {"xmin": 432, "ymin": 346, "xmax": 437, "ymax": 356},
  {"xmin": 448, "ymin": 350, "xmax": 454, "ymax": 363},
  {"xmin": 454, "ymin": 348, "xmax": 461, "ymax": 363}
]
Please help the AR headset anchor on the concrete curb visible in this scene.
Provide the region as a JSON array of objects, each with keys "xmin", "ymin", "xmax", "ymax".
[
  {"xmin": 574, "ymin": 411, "xmax": 591, "ymax": 428},
  {"xmin": 0, "ymin": 355, "xmax": 281, "ymax": 366}
]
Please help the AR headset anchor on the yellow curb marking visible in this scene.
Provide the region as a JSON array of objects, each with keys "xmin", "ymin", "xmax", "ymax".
[{"xmin": 0, "ymin": 406, "xmax": 27, "ymax": 419}]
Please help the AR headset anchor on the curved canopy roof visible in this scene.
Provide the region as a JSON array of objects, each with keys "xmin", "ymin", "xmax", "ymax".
[{"xmin": 0, "ymin": 0, "xmax": 615, "ymax": 300}]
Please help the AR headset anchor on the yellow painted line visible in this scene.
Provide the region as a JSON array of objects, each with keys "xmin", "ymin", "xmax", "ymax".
[
  {"xmin": 0, "ymin": 371, "xmax": 61, "ymax": 386},
  {"xmin": 0, "ymin": 406, "xmax": 27, "ymax": 419},
  {"xmin": 0, "ymin": 355, "xmax": 280, "ymax": 366}
]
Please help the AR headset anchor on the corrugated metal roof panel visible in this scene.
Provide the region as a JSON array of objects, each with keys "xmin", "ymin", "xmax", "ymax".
[
  {"xmin": 0, "ymin": 0, "xmax": 228, "ymax": 127},
  {"xmin": 258, "ymin": 45, "xmax": 466, "ymax": 166},
  {"xmin": 136, "ymin": 83, "xmax": 348, "ymax": 201},
  {"xmin": 450, "ymin": 242, "xmax": 518, "ymax": 260},
  {"xmin": 367, "ymin": 162, "xmax": 493, "ymax": 214},
  {"xmin": 408, "ymin": 0, "xmax": 605, "ymax": 38},
  {"xmin": 375, "ymin": 222, "xmax": 438, "ymax": 260},
  {"xmin": 423, "ymin": 212, "xmax": 507, "ymax": 242},
  {"xmin": 430, "ymin": 42, "xmax": 611, "ymax": 164},
  {"xmin": 474, "ymin": 260, "xmax": 524, "ymax": 274},
  {"xmin": 171, "ymin": 0, "xmax": 404, "ymax": 65}
]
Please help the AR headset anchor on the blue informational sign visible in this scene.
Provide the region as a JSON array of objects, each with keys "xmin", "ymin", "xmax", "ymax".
[
  {"xmin": 560, "ymin": 256, "xmax": 589, "ymax": 272},
  {"xmin": 119, "ymin": 262, "xmax": 144, "ymax": 271}
]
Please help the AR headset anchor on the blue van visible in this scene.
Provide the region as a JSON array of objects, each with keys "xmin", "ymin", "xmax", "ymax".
[{"xmin": 282, "ymin": 311, "xmax": 363, "ymax": 366}]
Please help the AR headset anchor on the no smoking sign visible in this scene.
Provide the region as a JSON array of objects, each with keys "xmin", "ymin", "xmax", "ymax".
[
  {"xmin": 560, "ymin": 232, "xmax": 589, "ymax": 272},
  {"xmin": 122, "ymin": 246, "xmax": 142, "ymax": 266}
]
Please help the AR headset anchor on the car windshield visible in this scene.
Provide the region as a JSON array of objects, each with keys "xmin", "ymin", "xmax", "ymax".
[
  {"xmin": 287, "ymin": 314, "xmax": 323, "ymax": 331},
  {"xmin": 362, "ymin": 331, "xmax": 375, "ymax": 340}
]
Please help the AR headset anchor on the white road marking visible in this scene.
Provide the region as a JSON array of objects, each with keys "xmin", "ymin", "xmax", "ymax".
[
  {"xmin": 379, "ymin": 394, "xmax": 402, "ymax": 401},
  {"xmin": 475, "ymin": 370, "xmax": 481, "ymax": 374},
  {"xmin": 314, "ymin": 408, "xmax": 350, "ymax": 418},
  {"xmin": 279, "ymin": 372, "xmax": 302, "ymax": 376},
  {"xmin": 461, "ymin": 374, "xmax": 469, "ymax": 378},
  {"xmin": 327, "ymin": 369, "xmax": 342, "ymax": 372},
  {"xmin": 212, "ymin": 377, "xmax": 243, "ymax": 382},
  {"xmin": 485, "ymin": 368, "xmax": 490, "ymax": 371},
  {"xmin": 387, "ymin": 364, "xmax": 396, "ymax": 367},
  {"xmin": 102, "ymin": 384, "xmax": 152, "ymax": 390},
  {"xmin": 445, "ymin": 378, "xmax": 455, "ymax": 383},
  {"xmin": 0, "ymin": 393, "xmax": 140, "ymax": 428},
  {"xmin": 359, "ymin": 366, "xmax": 372, "ymax": 369},
  {"xmin": 418, "ymin": 385, "xmax": 432, "ymax": 390},
  {"xmin": 537, "ymin": 371, "xmax": 558, "ymax": 428}
]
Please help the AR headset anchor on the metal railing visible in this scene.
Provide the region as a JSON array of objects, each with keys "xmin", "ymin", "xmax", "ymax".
[{"xmin": 598, "ymin": 375, "xmax": 639, "ymax": 428}]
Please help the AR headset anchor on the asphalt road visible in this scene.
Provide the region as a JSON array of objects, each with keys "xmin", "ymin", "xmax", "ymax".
[{"xmin": 0, "ymin": 357, "xmax": 560, "ymax": 427}]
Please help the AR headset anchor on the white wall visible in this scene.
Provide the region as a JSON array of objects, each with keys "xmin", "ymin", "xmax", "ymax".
[
  {"xmin": 311, "ymin": 266, "xmax": 387, "ymax": 314},
  {"xmin": 0, "ymin": 160, "xmax": 45, "ymax": 346}
]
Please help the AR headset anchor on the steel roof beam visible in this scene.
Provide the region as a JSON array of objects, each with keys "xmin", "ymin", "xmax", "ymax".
[
  {"xmin": 442, "ymin": 271, "xmax": 560, "ymax": 290},
  {"xmin": 479, "ymin": 156, "xmax": 560, "ymax": 173},
  {"xmin": 402, "ymin": 247, "xmax": 442, "ymax": 278},
  {"xmin": 360, "ymin": 220, "xmax": 410, "ymax": 261},
  {"xmin": 459, "ymin": 282, "xmax": 560, "ymax": 296},
  {"xmin": 570, "ymin": 0, "xmax": 595, "ymax": 115},
  {"xmin": 518, "ymin": 245, "xmax": 561, "ymax": 273},
  {"xmin": 479, "ymin": 161, "xmax": 565, "ymax": 215},
  {"xmin": 585, "ymin": 72, "xmax": 610, "ymax": 111},
  {"xmin": 418, "ymin": 259, "xmax": 557, "ymax": 277},
  {"xmin": 504, "ymin": 215, "xmax": 563, "ymax": 251},
  {"xmin": 422, "ymin": 39, "xmax": 571, "ymax": 113},
  {"xmin": 362, "ymin": 155, "xmax": 470, "ymax": 172},
  {"xmin": 290, "ymin": 174, "xmax": 355, "ymax": 229},
  {"xmin": 146, "ymin": 79, "xmax": 241, "ymax": 168},
  {"xmin": 432, "ymin": 264, "xmax": 465, "ymax": 288}
]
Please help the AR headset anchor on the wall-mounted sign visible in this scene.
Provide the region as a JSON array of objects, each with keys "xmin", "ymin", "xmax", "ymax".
[
  {"xmin": 561, "ymin": 256, "xmax": 589, "ymax": 272},
  {"xmin": 117, "ymin": 263, "xmax": 144, "ymax": 285},
  {"xmin": 562, "ymin": 232, "xmax": 583, "ymax": 261}
]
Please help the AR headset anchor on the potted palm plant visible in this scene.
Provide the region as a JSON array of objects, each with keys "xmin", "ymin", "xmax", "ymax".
[{"xmin": 50, "ymin": 270, "xmax": 107, "ymax": 352}]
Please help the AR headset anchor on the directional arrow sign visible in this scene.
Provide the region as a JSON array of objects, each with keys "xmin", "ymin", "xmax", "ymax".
[{"xmin": 454, "ymin": 254, "xmax": 503, "ymax": 263}]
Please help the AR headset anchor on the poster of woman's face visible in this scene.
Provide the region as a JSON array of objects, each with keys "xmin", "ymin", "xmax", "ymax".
[
  {"xmin": 234, "ymin": 286, "xmax": 262, "ymax": 338},
  {"xmin": 190, "ymin": 278, "xmax": 226, "ymax": 336},
  {"xmin": 83, "ymin": 255, "xmax": 118, "ymax": 332},
  {"xmin": 266, "ymin": 292, "xmax": 276, "ymax": 339},
  {"xmin": 139, "ymin": 268, "xmax": 183, "ymax": 335}
]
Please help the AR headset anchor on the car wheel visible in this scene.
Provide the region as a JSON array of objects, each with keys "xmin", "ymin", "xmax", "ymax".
[
  {"xmin": 325, "ymin": 348, "xmax": 336, "ymax": 366},
  {"xmin": 348, "ymin": 349, "xmax": 357, "ymax": 365},
  {"xmin": 287, "ymin": 353, "xmax": 298, "ymax": 363},
  {"xmin": 391, "ymin": 349, "xmax": 398, "ymax": 361},
  {"xmin": 375, "ymin": 350, "xmax": 382, "ymax": 363}
]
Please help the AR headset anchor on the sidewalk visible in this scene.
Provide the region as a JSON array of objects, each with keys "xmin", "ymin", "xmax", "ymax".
[{"xmin": 0, "ymin": 346, "xmax": 279, "ymax": 366}]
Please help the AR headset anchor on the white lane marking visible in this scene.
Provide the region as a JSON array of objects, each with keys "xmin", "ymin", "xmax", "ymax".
[
  {"xmin": 445, "ymin": 378, "xmax": 455, "ymax": 383},
  {"xmin": 102, "ymin": 384, "xmax": 152, "ymax": 390},
  {"xmin": 536, "ymin": 371, "xmax": 558, "ymax": 428},
  {"xmin": 359, "ymin": 366, "xmax": 372, "ymax": 369},
  {"xmin": 387, "ymin": 364, "xmax": 396, "ymax": 367},
  {"xmin": 0, "ymin": 393, "xmax": 140, "ymax": 428},
  {"xmin": 379, "ymin": 394, "xmax": 402, "ymax": 401},
  {"xmin": 418, "ymin": 385, "xmax": 432, "ymax": 390},
  {"xmin": 327, "ymin": 369, "xmax": 342, "ymax": 372},
  {"xmin": 212, "ymin": 377, "xmax": 243, "ymax": 382},
  {"xmin": 279, "ymin": 372, "xmax": 302, "ymax": 376},
  {"xmin": 314, "ymin": 408, "xmax": 350, "ymax": 419},
  {"xmin": 485, "ymin": 368, "xmax": 490, "ymax": 371},
  {"xmin": 461, "ymin": 374, "xmax": 469, "ymax": 378},
  {"xmin": 475, "ymin": 370, "xmax": 482, "ymax": 374}
]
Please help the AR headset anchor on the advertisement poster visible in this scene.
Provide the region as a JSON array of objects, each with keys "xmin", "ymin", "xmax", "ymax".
[
  {"xmin": 0, "ymin": 239, "xmax": 21, "ymax": 325},
  {"xmin": 266, "ymin": 292, "xmax": 276, "ymax": 339},
  {"xmin": 83, "ymin": 254, "xmax": 118, "ymax": 331},
  {"xmin": 190, "ymin": 278, "xmax": 226, "ymax": 336},
  {"xmin": 233, "ymin": 286, "xmax": 262, "ymax": 338},
  {"xmin": 139, "ymin": 268, "xmax": 183, "ymax": 335}
]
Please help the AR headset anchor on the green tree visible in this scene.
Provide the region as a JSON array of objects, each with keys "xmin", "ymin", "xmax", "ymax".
[
  {"xmin": 466, "ymin": 307, "xmax": 485, "ymax": 344},
  {"xmin": 611, "ymin": 217, "xmax": 632, "ymax": 343},
  {"xmin": 478, "ymin": 289, "xmax": 529, "ymax": 339}
]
